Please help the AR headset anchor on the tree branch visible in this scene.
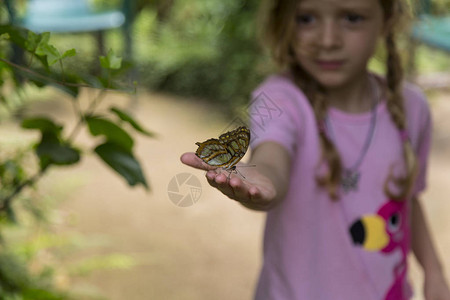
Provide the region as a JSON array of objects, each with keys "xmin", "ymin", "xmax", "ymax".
[
  {"xmin": 0, "ymin": 167, "xmax": 46, "ymax": 213},
  {"xmin": 0, "ymin": 57, "xmax": 119, "ymax": 91}
]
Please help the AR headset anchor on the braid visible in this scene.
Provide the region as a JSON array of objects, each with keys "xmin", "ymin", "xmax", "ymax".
[
  {"xmin": 383, "ymin": 30, "xmax": 419, "ymax": 201},
  {"xmin": 291, "ymin": 64, "xmax": 342, "ymax": 200},
  {"xmin": 385, "ymin": 32, "xmax": 406, "ymax": 130}
]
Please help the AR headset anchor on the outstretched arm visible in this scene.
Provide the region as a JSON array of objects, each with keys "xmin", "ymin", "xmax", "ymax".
[
  {"xmin": 411, "ymin": 197, "xmax": 450, "ymax": 300},
  {"xmin": 181, "ymin": 141, "xmax": 292, "ymax": 211}
]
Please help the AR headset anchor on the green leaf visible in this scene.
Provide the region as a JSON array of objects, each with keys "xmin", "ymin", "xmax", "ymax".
[
  {"xmin": 0, "ymin": 25, "xmax": 49, "ymax": 68},
  {"xmin": 110, "ymin": 107, "xmax": 155, "ymax": 137},
  {"xmin": 23, "ymin": 288, "xmax": 67, "ymax": 300},
  {"xmin": 107, "ymin": 49, "xmax": 122, "ymax": 69},
  {"xmin": 0, "ymin": 160, "xmax": 26, "ymax": 186},
  {"xmin": 0, "ymin": 33, "xmax": 10, "ymax": 40},
  {"xmin": 86, "ymin": 116, "xmax": 134, "ymax": 152},
  {"xmin": 100, "ymin": 49, "xmax": 122, "ymax": 70},
  {"xmin": 61, "ymin": 48, "xmax": 76, "ymax": 59},
  {"xmin": 25, "ymin": 31, "xmax": 40, "ymax": 52},
  {"xmin": 99, "ymin": 56, "xmax": 109, "ymax": 69},
  {"xmin": 35, "ymin": 32, "xmax": 61, "ymax": 66},
  {"xmin": 21, "ymin": 117, "xmax": 63, "ymax": 134},
  {"xmin": 22, "ymin": 67, "xmax": 80, "ymax": 97},
  {"xmin": 24, "ymin": 31, "xmax": 75, "ymax": 67},
  {"xmin": 95, "ymin": 143, "xmax": 148, "ymax": 189},
  {"xmin": 36, "ymin": 43, "xmax": 60, "ymax": 66},
  {"xmin": 36, "ymin": 132, "xmax": 80, "ymax": 169}
]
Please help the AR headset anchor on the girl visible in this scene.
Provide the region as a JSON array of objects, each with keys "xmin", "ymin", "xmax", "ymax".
[{"xmin": 181, "ymin": 0, "xmax": 450, "ymax": 299}]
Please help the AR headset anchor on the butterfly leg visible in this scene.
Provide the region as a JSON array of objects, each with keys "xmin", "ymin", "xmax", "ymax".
[
  {"xmin": 235, "ymin": 168, "xmax": 246, "ymax": 179},
  {"xmin": 225, "ymin": 166, "xmax": 246, "ymax": 180}
]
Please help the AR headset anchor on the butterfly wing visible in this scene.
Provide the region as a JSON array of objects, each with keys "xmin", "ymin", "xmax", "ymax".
[
  {"xmin": 195, "ymin": 126, "xmax": 250, "ymax": 170},
  {"xmin": 218, "ymin": 127, "xmax": 250, "ymax": 169},
  {"xmin": 195, "ymin": 139, "xmax": 233, "ymax": 167}
]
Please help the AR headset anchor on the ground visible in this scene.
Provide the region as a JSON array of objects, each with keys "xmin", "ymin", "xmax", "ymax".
[{"xmin": 1, "ymin": 88, "xmax": 449, "ymax": 299}]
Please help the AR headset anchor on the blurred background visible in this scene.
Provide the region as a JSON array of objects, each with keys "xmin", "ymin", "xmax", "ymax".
[{"xmin": 0, "ymin": 0, "xmax": 449, "ymax": 299}]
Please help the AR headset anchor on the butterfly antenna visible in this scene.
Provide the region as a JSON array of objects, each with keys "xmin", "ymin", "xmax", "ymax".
[
  {"xmin": 225, "ymin": 166, "xmax": 249, "ymax": 179},
  {"xmin": 235, "ymin": 168, "xmax": 246, "ymax": 179}
]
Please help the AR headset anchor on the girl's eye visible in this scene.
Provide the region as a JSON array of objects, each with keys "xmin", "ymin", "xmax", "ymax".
[
  {"xmin": 345, "ymin": 13, "xmax": 365, "ymax": 23},
  {"xmin": 296, "ymin": 14, "xmax": 315, "ymax": 25}
]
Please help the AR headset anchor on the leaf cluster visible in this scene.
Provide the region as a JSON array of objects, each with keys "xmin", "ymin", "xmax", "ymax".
[
  {"xmin": 1, "ymin": 7, "xmax": 155, "ymax": 298},
  {"xmin": 0, "ymin": 252, "xmax": 68, "ymax": 300},
  {"xmin": 1, "ymin": 24, "xmax": 154, "ymax": 212}
]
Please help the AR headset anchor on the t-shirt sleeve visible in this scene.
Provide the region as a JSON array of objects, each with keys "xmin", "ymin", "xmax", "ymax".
[{"xmin": 248, "ymin": 79, "xmax": 304, "ymax": 157}]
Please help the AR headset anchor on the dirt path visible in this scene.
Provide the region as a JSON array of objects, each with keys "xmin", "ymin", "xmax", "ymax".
[
  {"xmin": 33, "ymin": 91, "xmax": 265, "ymax": 300},
  {"xmin": 4, "ymin": 89, "xmax": 450, "ymax": 299}
]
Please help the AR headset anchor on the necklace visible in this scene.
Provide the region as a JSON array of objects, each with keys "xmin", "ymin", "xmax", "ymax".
[{"xmin": 325, "ymin": 75, "xmax": 379, "ymax": 193}]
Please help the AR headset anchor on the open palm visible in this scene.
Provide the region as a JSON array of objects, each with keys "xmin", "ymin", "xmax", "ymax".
[{"xmin": 180, "ymin": 152, "xmax": 276, "ymax": 208}]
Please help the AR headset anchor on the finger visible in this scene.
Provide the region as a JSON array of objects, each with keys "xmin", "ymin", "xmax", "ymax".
[
  {"xmin": 248, "ymin": 186, "xmax": 264, "ymax": 203},
  {"xmin": 180, "ymin": 152, "xmax": 216, "ymax": 171},
  {"xmin": 214, "ymin": 173, "xmax": 239, "ymax": 199},
  {"xmin": 218, "ymin": 173, "xmax": 259, "ymax": 203},
  {"xmin": 207, "ymin": 170, "xmax": 259, "ymax": 203},
  {"xmin": 206, "ymin": 171, "xmax": 233, "ymax": 196},
  {"xmin": 206, "ymin": 170, "xmax": 219, "ymax": 188},
  {"xmin": 248, "ymin": 186, "xmax": 262, "ymax": 200},
  {"xmin": 228, "ymin": 176, "xmax": 251, "ymax": 202}
]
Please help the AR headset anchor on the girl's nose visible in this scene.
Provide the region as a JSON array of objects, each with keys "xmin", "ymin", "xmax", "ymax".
[{"xmin": 319, "ymin": 22, "xmax": 342, "ymax": 49}]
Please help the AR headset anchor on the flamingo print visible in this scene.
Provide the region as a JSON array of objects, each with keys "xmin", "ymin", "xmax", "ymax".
[{"xmin": 349, "ymin": 200, "xmax": 409, "ymax": 300}]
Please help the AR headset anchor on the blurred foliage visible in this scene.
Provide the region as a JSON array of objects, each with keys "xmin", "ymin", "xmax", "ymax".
[
  {"xmin": 0, "ymin": 173, "xmax": 71, "ymax": 299},
  {"xmin": 0, "ymin": 187, "xmax": 139, "ymax": 299},
  {"xmin": 1, "ymin": 1, "xmax": 155, "ymax": 298},
  {"xmin": 123, "ymin": 0, "xmax": 449, "ymax": 112},
  {"xmin": 136, "ymin": 0, "xmax": 267, "ymax": 111},
  {"xmin": 18, "ymin": 0, "xmax": 448, "ymax": 115},
  {"xmin": 68, "ymin": 254, "xmax": 138, "ymax": 277},
  {"xmin": 134, "ymin": 0, "xmax": 449, "ymax": 111},
  {"xmin": 429, "ymin": 0, "xmax": 450, "ymax": 14},
  {"xmin": 0, "ymin": 23, "xmax": 152, "ymax": 196},
  {"xmin": 22, "ymin": 0, "xmax": 268, "ymax": 113},
  {"xmin": 0, "ymin": 252, "xmax": 67, "ymax": 300}
]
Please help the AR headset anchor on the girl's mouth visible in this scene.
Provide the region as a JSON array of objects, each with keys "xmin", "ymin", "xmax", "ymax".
[{"xmin": 316, "ymin": 60, "xmax": 344, "ymax": 70}]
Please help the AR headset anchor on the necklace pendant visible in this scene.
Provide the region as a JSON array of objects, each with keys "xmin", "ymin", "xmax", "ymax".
[{"xmin": 341, "ymin": 169, "xmax": 360, "ymax": 193}]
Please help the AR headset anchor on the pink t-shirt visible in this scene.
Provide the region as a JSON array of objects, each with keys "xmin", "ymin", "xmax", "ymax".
[{"xmin": 249, "ymin": 73, "xmax": 432, "ymax": 300}]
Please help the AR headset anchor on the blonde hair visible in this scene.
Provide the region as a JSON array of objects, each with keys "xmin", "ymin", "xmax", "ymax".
[{"xmin": 259, "ymin": 0, "xmax": 417, "ymax": 201}]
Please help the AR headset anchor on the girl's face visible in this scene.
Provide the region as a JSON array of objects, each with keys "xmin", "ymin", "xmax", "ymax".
[{"xmin": 293, "ymin": 0, "xmax": 385, "ymax": 89}]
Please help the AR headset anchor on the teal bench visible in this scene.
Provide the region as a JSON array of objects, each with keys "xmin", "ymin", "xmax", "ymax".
[
  {"xmin": 408, "ymin": 0, "xmax": 450, "ymax": 84},
  {"xmin": 4, "ymin": 0, "xmax": 135, "ymax": 60},
  {"xmin": 411, "ymin": 0, "xmax": 450, "ymax": 52}
]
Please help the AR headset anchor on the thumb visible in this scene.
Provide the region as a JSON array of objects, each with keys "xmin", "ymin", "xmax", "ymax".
[{"xmin": 180, "ymin": 152, "xmax": 217, "ymax": 171}]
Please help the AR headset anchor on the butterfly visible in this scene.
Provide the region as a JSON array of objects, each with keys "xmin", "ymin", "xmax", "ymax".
[{"xmin": 195, "ymin": 126, "xmax": 251, "ymax": 174}]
